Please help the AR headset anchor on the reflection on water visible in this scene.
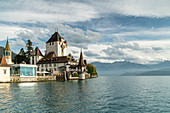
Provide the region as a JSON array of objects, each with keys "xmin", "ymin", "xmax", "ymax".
[
  {"xmin": 18, "ymin": 83, "xmax": 37, "ymax": 87},
  {"xmin": 0, "ymin": 83, "xmax": 12, "ymax": 111},
  {"xmin": 1, "ymin": 76, "xmax": 170, "ymax": 112}
]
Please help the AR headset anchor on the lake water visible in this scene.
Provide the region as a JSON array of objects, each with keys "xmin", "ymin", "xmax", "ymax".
[{"xmin": 1, "ymin": 76, "xmax": 170, "ymax": 112}]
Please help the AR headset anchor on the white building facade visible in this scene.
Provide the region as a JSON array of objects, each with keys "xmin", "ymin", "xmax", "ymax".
[
  {"xmin": 30, "ymin": 47, "xmax": 43, "ymax": 65},
  {"xmin": 0, "ymin": 56, "xmax": 10, "ymax": 82},
  {"xmin": 37, "ymin": 32, "xmax": 77, "ymax": 76},
  {"xmin": 46, "ymin": 32, "xmax": 67, "ymax": 56}
]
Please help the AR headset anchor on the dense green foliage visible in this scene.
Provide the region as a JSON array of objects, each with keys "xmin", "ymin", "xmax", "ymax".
[
  {"xmin": 86, "ymin": 64, "xmax": 98, "ymax": 76},
  {"xmin": 12, "ymin": 54, "xmax": 29, "ymax": 64},
  {"xmin": 72, "ymin": 72, "xmax": 79, "ymax": 77},
  {"xmin": 19, "ymin": 48, "xmax": 25, "ymax": 56},
  {"xmin": 26, "ymin": 40, "xmax": 33, "ymax": 58}
]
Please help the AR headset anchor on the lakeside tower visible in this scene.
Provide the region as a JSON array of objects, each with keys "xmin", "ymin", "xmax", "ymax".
[
  {"xmin": 78, "ymin": 50, "xmax": 86, "ymax": 80},
  {"xmin": 4, "ymin": 38, "xmax": 13, "ymax": 64}
]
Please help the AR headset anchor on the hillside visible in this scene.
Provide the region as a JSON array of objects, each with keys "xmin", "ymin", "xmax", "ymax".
[
  {"xmin": 92, "ymin": 61, "xmax": 170, "ymax": 76},
  {"xmin": 0, "ymin": 46, "xmax": 17, "ymax": 59}
]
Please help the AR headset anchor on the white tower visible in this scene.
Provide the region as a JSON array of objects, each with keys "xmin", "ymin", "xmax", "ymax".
[{"xmin": 46, "ymin": 32, "xmax": 67, "ymax": 56}]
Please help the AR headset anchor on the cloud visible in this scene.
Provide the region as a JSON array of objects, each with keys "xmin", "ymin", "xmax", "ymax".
[
  {"xmin": 0, "ymin": 0, "xmax": 98, "ymax": 23},
  {"xmin": 71, "ymin": 50, "xmax": 79, "ymax": 54},
  {"xmin": 10, "ymin": 38, "xmax": 25, "ymax": 48},
  {"xmin": 1, "ymin": 0, "xmax": 170, "ymax": 64},
  {"xmin": 0, "ymin": 24, "xmax": 28, "ymax": 41},
  {"xmin": 152, "ymin": 47, "xmax": 164, "ymax": 51},
  {"xmin": 112, "ymin": 27, "xmax": 170, "ymax": 37},
  {"xmin": 102, "ymin": 37, "xmax": 169, "ymax": 64},
  {"xmin": 7, "ymin": 23, "xmax": 101, "ymax": 54},
  {"xmin": 89, "ymin": 0, "xmax": 170, "ymax": 18},
  {"xmin": 47, "ymin": 24, "xmax": 101, "ymax": 48},
  {"xmin": 84, "ymin": 50, "xmax": 99, "ymax": 57}
]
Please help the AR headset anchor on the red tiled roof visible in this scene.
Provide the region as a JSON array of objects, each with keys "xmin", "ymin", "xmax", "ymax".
[
  {"xmin": 0, "ymin": 55, "xmax": 10, "ymax": 67},
  {"xmin": 78, "ymin": 52, "xmax": 85, "ymax": 67}
]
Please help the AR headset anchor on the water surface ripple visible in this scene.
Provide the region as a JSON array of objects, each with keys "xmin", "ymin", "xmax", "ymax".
[{"xmin": 0, "ymin": 76, "xmax": 170, "ymax": 112}]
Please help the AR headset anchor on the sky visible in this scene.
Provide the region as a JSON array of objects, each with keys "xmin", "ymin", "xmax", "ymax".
[{"xmin": 1, "ymin": 0, "xmax": 170, "ymax": 64}]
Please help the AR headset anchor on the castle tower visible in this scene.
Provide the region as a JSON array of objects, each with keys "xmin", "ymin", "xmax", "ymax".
[
  {"xmin": 78, "ymin": 52, "xmax": 86, "ymax": 70},
  {"xmin": 78, "ymin": 51, "xmax": 86, "ymax": 80},
  {"xmin": 4, "ymin": 38, "xmax": 13, "ymax": 64},
  {"xmin": 46, "ymin": 32, "xmax": 67, "ymax": 57}
]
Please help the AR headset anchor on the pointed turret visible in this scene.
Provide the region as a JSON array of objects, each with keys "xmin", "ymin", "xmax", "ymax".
[
  {"xmin": 5, "ymin": 37, "xmax": 11, "ymax": 51},
  {"xmin": 0, "ymin": 55, "xmax": 10, "ymax": 67},
  {"xmin": 4, "ymin": 37, "xmax": 13, "ymax": 64},
  {"xmin": 35, "ymin": 47, "xmax": 43, "ymax": 56},
  {"xmin": 78, "ymin": 52, "xmax": 85, "ymax": 67}
]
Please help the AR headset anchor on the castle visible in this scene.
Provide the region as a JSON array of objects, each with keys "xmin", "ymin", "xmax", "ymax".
[
  {"xmin": 30, "ymin": 32, "xmax": 87, "ymax": 79},
  {"xmin": 0, "ymin": 31, "xmax": 88, "ymax": 82}
]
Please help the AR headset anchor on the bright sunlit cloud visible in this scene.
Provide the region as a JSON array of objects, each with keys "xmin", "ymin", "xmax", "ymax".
[{"xmin": 1, "ymin": 0, "xmax": 170, "ymax": 64}]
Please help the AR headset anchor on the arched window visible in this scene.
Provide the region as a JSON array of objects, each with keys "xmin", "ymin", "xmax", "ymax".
[{"xmin": 8, "ymin": 52, "xmax": 10, "ymax": 56}]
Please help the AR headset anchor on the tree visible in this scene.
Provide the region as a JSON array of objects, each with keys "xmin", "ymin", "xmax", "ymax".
[
  {"xmin": 86, "ymin": 64, "xmax": 98, "ymax": 76},
  {"xmin": 26, "ymin": 39, "xmax": 33, "ymax": 58},
  {"xmin": 12, "ymin": 54, "xmax": 29, "ymax": 64},
  {"xmin": 72, "ymin": 72, "xmax": 79, "ymax": 77},
  {"xmin": 25, "ymin": 40, "xmax": 33, "ymax": 64},
  {"xmin": 68, "ymin": 53, "xmax": 73, "ymax": 59},
  {"xmin": 19, "ymin": 48, "xmax": 25, "ymax": 56}
]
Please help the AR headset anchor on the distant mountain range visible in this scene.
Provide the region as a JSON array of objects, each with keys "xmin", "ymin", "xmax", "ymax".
[
  {"xmin": 92, "ymin": 61, "xmax": 170, "ymax": 76},
  {"xmin": 0, "ymin": 46, "xmax": 17, "ymax": 59}
]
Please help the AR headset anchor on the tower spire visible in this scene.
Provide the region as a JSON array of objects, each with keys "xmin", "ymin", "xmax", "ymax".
[
  {"xmin": 5, "ymin": 37, "xmax": 11, "ymax": 51},
  {"xmin": 55, "ymin": 27, "xmax": 58, "ymax": 32},
  {"xmin": 78, "ymin": 50, "xmax": 85, "ymax": 67}
]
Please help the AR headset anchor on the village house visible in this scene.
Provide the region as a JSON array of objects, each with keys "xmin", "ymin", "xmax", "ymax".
[{"xmin": 0, "ymin": 55, "xmax": 10, "ymax": 82}]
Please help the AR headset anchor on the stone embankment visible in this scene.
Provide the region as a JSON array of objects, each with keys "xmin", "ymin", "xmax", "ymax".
[
  {"xmin": 2, "ymin": 71, "xmax": 96, "ymax": 83},
  {"xmin": 10, "ymin": 76, "xmax": 57, "ymax": 82}
]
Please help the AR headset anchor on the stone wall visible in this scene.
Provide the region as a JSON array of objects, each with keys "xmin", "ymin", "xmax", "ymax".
[
  {"xmin": 10, "ymin": 71, "xmax": 67, "ymax": 82},
  {"xmin": 54, "ymin": 71, "xmax": 67, "ymax": 81},
  {"xmin": 10, "ymin": 76, "xmax": 57, "ymax": 82}
]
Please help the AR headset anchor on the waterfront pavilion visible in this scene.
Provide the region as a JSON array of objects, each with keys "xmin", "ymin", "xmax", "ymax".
[{"xmin": 10, "ymin": 64, "xmax": 37, "ymax": 77}]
